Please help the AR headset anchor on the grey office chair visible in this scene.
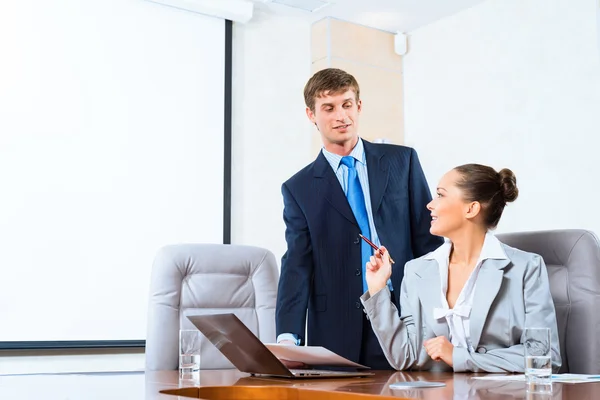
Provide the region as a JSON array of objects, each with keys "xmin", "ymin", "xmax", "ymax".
[
  {"xmin": 145, "ymin": 244, "xmax": 279, "ymax": 370},
  {"xmin": 497, "ymin": 229, "xmax": 600, "ymax": 374}
]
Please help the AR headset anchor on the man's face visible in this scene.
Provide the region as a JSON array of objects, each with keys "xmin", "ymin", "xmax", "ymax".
[{"xmin": 306, "ymin": 89, "xmax": 361, "ymax": 151}]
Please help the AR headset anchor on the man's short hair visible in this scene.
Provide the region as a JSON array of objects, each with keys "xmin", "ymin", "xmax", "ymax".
[{"xmin": 303, "ymin": 68, "xmax": 360, "ymax": 112}]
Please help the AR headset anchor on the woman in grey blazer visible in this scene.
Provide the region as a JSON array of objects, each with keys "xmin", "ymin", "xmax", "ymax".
[{"xmin": 361, "ymin": 164, "xmax": 561, "ymax": 372}]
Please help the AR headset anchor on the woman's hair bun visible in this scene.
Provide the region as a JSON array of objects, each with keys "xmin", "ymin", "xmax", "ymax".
[{"xmin": 498, "ymin": 168, "xmax": 518, "ymax": 203}]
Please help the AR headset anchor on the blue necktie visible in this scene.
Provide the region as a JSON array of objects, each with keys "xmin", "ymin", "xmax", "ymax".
[{"xmin": 340, "ymin": 156, "xmax": 371, "ymax": 293}]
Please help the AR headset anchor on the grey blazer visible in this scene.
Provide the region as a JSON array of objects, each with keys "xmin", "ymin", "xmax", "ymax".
[{"xmin": 361, "ymin": 243, "xmax": 561, "ymax": 372}]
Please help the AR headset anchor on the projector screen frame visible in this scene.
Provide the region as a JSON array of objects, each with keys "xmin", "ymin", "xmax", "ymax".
[{"xmin": 0, "ymin": 20, "xmax": 234, "ymax": 351}]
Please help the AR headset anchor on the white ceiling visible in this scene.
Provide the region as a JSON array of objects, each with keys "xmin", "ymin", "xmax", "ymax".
[{"xmin": 250, "ymin": 0, "xmax": 487, "ymax": 33}]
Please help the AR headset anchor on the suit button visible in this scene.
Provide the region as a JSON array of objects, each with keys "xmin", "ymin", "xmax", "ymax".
[
  {"xmin": 354, "ymin": 237, "xmax": 360, "ymax": 245},
  {"xmin": 355, "ymin": 269, "xmax": 361, "ymax": 276},
  {"xmin": 355, "ymin": 301, "xmax": 361, "ymax": 309},
  {"xmin": 476, "ymin": 347, "xmax": 487, "ymax": 354}
]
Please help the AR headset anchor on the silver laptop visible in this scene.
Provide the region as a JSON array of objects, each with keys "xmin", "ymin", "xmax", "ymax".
[{"xmin": 187, "ymin": 313, "xmax": 373, "ymax": 379}]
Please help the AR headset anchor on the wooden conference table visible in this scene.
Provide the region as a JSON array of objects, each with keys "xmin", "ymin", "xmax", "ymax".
[{"xmin": 2, "ymin": 369, "xmax": 599, "ymax": 399}]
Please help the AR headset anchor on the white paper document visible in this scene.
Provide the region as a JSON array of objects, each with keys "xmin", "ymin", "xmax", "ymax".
[
  {"xmin": 472, "ymin": 374, "xmax": 600, "ymax": 384},
  {"xmin": 264, "ymin": 344, "xmax": 369, "ymax": 369},
  {"xmin": 551, "ymin": 374, "xmax": 600, "ymax": 383}
]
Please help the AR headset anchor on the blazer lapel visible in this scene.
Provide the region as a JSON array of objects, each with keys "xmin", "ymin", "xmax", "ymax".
[
  {"xmin": 364, "ymin": 141, "xmax": 389, "ymax": 214},
  {"xmin": 470, "ymin": 259, "xmax": 510, "ymax": 348},
  {"xmin": 415, "ymin": 260, "xmax": 450, "ymax": 338},
  {"xmin": 313, "ymin": 152, "xmax": 357, "ymax": 227}
]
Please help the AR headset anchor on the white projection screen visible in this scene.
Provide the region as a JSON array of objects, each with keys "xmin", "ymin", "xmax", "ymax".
[{"xmin": 0, "ymin": 0, "xmax": 225, "ymax": 345}]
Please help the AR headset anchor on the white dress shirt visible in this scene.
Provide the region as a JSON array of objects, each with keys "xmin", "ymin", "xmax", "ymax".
[
  {"xmin": 321, "ymin": 138, "xmax": 381, "ymax": 251},
  {"xmin": 425, "ymin": 232, "xmax": 508, "ymax": 352}
]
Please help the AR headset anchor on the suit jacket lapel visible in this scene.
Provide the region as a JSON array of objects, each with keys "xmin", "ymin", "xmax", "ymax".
[
  {"xmin": 364, "ymin": 141, "xmax": 389, "ymax": 214},
  {"xmin": 415, "ymin": 260, "xmax": 450, "ymax": 338},
  {"xmin": 470, "ymin": 259, "xmax": 510, "ymax": 348},
  {"xmin": 313, "ymin": 151, "xmax": 357, "ymax": 226}
]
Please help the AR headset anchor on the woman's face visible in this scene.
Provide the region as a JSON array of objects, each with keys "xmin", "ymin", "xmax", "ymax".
[{"xmin": 427, "ymin": 169, "xmax": 475, "ymax": 237}]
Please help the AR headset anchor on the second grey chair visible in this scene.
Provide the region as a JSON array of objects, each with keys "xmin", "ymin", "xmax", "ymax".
[
  {"xmin": 497, "ymin": 229, "xmax": 600, "ymax": 374},
  {"xmin": 145, "ymin": 244, "xmax": 279, "ymax": 371}
]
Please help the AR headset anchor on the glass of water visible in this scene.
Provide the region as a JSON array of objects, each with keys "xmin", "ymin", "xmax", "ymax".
[
  {"xmin": 179, "ymin": 329, "xmax": 201, "ymax": 380},
  {"xmin": 524, "ymin": 327, "xmax": 552, "ymax": 393}
]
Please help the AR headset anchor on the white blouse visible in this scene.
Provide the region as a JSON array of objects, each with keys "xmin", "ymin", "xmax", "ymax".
[{"xmin": 424, "ymin": 232, "xmax": 508, "ymax": 352}]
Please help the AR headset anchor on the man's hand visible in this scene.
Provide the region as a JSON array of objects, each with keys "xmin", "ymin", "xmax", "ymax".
[
  {"xmin": 278, "ymin": 340, "xmax": 297, "ymax": 346},
  {"xmin": 423, "ymin": 336, "xmax": 454, "ymax": 367},
  {"xmin": 276, "ymin": 339, "xmax": 308, "ymax": 369}
]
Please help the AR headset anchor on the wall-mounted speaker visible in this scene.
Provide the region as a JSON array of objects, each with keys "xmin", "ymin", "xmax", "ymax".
[{"xmin": 394, "ymin": 32, "xmax": 407, "ymax": 56}]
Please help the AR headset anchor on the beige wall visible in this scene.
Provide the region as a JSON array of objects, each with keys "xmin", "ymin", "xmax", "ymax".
[{"xmin": 310, "ymin": 18, "xmax": 404, "ymax": 155}]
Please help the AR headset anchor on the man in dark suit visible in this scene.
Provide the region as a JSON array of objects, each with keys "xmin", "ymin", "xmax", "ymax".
[{"xmin": 275, "ymin": 68, "xmax": 442, "ymax": 369}]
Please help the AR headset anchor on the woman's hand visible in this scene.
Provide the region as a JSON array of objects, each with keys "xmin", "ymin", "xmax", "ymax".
[
  {"xmin": 423, "ymin": 336, "xmax": 454, "ymax": 367},
  {"xmin": 365, "ymin": 246, "xmax": 392, "ymax": 296}
]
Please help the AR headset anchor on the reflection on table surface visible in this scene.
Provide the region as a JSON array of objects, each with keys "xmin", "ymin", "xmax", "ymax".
[{"xmin": 0, "ymin": 369, "xmax": 598, "ymax": 400}]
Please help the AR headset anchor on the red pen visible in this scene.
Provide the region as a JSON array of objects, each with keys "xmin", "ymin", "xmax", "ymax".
[{"xmin": 359, "ymin": 234, "xmax": 395, "ymax": 264}]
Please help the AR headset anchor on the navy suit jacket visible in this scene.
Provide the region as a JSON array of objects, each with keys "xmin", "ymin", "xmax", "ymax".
[{"xmin": 276, "ymin": 140, "xmax": 442, "ymax": 363}]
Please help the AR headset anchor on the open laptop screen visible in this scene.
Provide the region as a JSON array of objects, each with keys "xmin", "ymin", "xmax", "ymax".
[{"xmin": 187, "ymin": 313, "xmax": 293, "ymax": 377}]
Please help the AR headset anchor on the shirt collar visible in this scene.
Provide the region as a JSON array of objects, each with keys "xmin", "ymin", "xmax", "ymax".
[
  {"xmin": 321, "ymin": 137, "xmax": 366, "ymax": 172},
  {"xmin": 424, "ymin": 231, "xmax": 508, "ymax": 266}
]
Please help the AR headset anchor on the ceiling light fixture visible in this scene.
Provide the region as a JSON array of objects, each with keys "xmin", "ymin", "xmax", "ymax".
[{"xmin": 145, "ymin": 0, "xmax": 254, "ymax": 23}]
